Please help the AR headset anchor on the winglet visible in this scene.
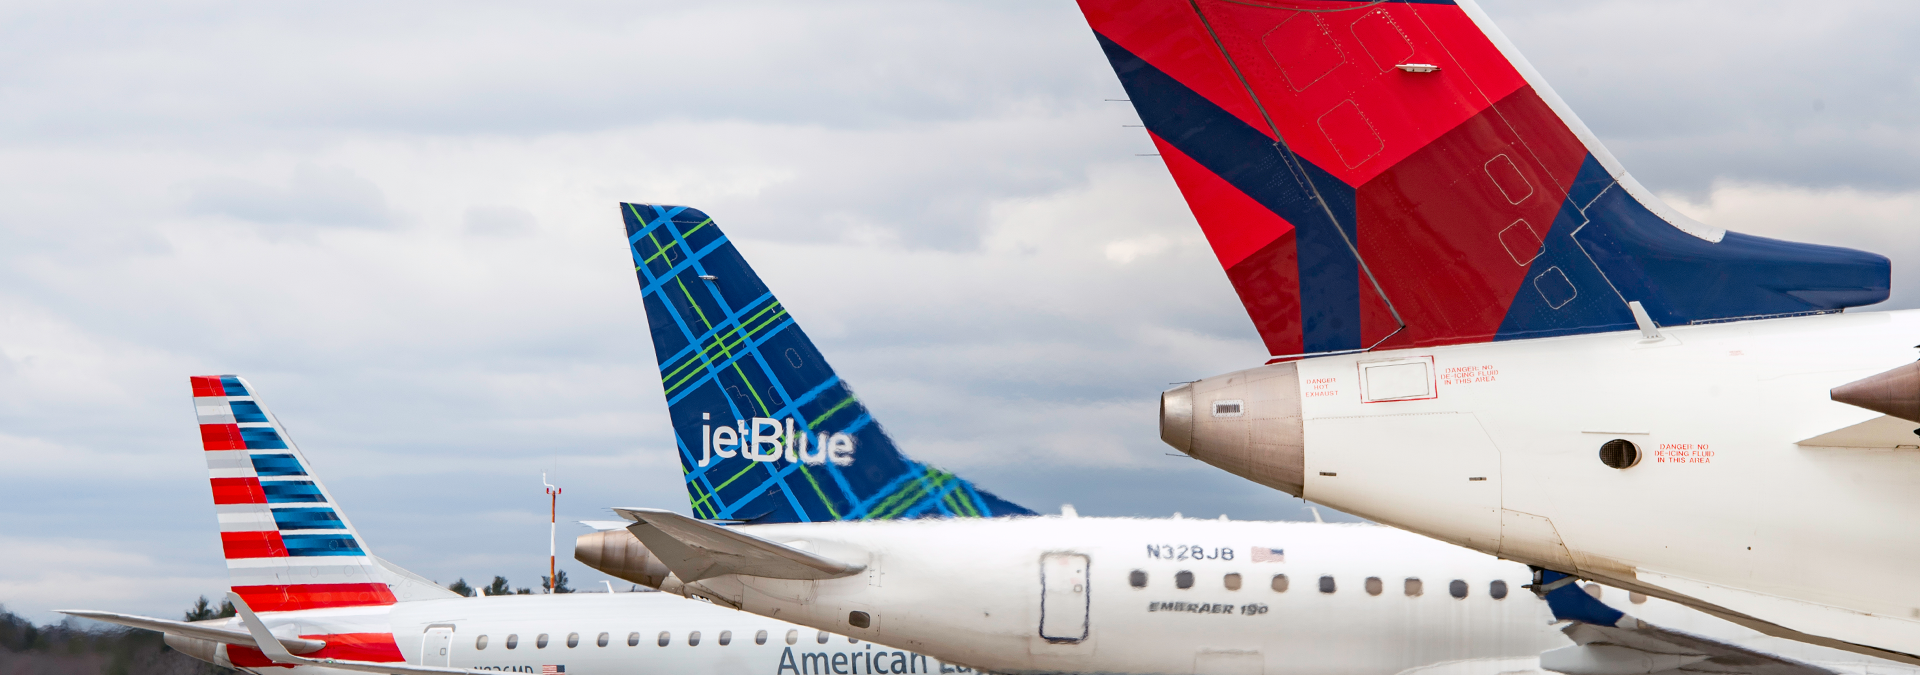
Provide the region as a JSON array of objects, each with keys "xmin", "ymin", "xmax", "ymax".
[
  {"xmin": 1537, "ymin": 570, "xmax": 1629, "ymax": 628},
  {"xmin": 228, "ymin": 592, "xmax": 297, "ymax": 664}
]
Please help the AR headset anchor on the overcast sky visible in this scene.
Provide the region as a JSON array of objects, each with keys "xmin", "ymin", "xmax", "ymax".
[{"xmin": 2, "ymin": 0, "xmax": 1917, "ymax": 624}]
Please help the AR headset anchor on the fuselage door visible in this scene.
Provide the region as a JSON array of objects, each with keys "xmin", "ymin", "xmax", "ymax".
[
  {"xmin": 420, "ymin": 624, "xmax": 455, "ymax": 667},
  {"xmin": 1039, "ymin": 552, "xmax": 1090, "ymax": 643}
]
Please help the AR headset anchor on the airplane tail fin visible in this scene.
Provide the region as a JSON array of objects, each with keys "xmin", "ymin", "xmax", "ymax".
[
  {"xmin": 1077, "ymin": 0, "xmax": 1888, "ymax": 356},
  {"xmin": 620, "ymin": 203, "xmax": 1034, "ymax": 524},
  {"xmin": 192, "ymin": 375, "xmax": 455, "ymax": 611}
]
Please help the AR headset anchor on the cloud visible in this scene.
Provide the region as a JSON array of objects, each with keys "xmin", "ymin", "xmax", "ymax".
[
  {"xmin": 183, "ymin": 164, "xmax": 396, "ymax": 229},
  {"xmin": 0, "ymin": 0, "xmax": 1914, "ymax": 624}
]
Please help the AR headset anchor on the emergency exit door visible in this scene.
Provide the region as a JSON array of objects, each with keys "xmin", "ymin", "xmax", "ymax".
[
  {"xmin": 421, "ymin": 625, "xmax": 454, "ymax": 666},
  {"xmin": 1039, "ymin": 552, "xmax": 1089, "ymax": 643}
]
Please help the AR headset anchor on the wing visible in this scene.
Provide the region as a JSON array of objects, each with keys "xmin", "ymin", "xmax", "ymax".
[
  {"xmin": 55, "ymin": 609, "xmax": 325, "ymax": 654},
  {"xmin": 1536, "ymin": 570, "xmax": 1835, "ymax": 675},
  {"xmin": 611, "ymin": 506, "xmax": 864, "ymax": 582}
]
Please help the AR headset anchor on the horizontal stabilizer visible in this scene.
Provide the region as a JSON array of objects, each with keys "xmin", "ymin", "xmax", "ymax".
[
  {"xmin": 1796, "ymin": 415, "xmax": 1920, "ymax": 448},
  {"xmin": 55, "ymin": 609, "xmax": 325, "ymax": 654},
  {"xmin": 227, "ymin": 592, "xmax": 487, "ymax": 675},
  {"xmin": 612, "ymin": 507, "xmax": 864, "ymax": 582},
  {"xmin": 1536, "ymin": 571, "xmax": 1834, "ymax": 675}
]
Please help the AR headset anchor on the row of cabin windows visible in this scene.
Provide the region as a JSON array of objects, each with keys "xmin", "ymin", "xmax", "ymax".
[
  {"xmin": 473, "ymin": 629, "xmax": 857, "ymax": 650},
  {"xmin": 1127, "ymin": 570, "xmax": 1512, "ymax": 600}
]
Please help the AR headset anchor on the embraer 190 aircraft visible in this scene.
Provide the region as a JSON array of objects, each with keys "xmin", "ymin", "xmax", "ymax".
[
  {"xmin": 1065, "ymin": 0, "xmax": 1920, "ymax": 663},
  {"xmin": 575, "ymin": 203, "xmax": 1913, "ymax": 675},
  {"xmin": 60, "ymin": 375, "xmax": 941, "ymax": 675}
]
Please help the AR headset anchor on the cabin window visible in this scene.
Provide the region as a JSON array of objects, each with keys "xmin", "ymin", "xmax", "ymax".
[
  {"xmin": 597, "ymin": 632, "xmax": 610, "ymax": 647},
  {"xmin": 688, "ymin": 631, "xmax": 702, "ymax": 647},
  {"xmin": 657, "ymin": 631, "xmax": 671, "ymax": 647},
  {"xmin": 1585, "ymin": 584, "xmax": 1603, "ymax": 600},
  {"xmin": 475, "ymin": 635, "xmax": 488, "ymax": 650},
  {"xmin": 1270, "ymin": 574, "xmax": 1289, "ymax": 592},
  {"xmin": 505, "ymin": 634, "xmax": 518, "ymax": 650},
  {"xmin": 719, "ymin": 630, "xmax": 733, "ymax": 646},
  {"xmin": 1449, "ymin": 580, "xmax": 1468, "ymax": 599},
  {"xmin": 1128, "ymin": 570, "xmax": 1147, "ymax": 588},
  {"xmin": 566, "ymin": 633, "xmax": 579, "ymax": 648},
  {"xmin": 536, "ymin": 634, "xmax": 549, "ymax": 649},
  {"xmin": 756, "ymin": 630, "xmax": 769, "ymax": 645},
  {"xmin": 1318, "ymin": 575, "xmax": 1336, "ymax": 594},
  {"xmin": 1404, "ymin": 578, "xmax": 1423, "ymax": 596},
  {"xmin": 1629, "ymin": 592, "xmax": 1647, "ymax": 604},
  {"xmin": 1224, "ymin": 573, "xmax": 1242, "ymax": 591},
  {"xmin": 786, "ymin": 630, "xmax": 799, "ymax": 645},
  {"xmin": 816, "ymin": 631, "xmax": 829, "ymax": 644},
  {"xmin": 1365, "ymin": 577, "xmax": 1382, "ymax": 596},
  {"xmin": 1490, "ymin": 580, "xmax": 1509, "ymax": 600},
  {"xmin": 849, "ymin": 612, "xmax": 871, "ymax": 629},
  {"xmin": 628, "ymin": 632, "xmax": 640, "ymax": 647},
  {"xmin": 1175, "ymin": 571, "xmax": 1194, "ymax": 589}
]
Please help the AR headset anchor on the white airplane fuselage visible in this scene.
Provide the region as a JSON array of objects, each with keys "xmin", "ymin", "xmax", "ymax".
[
  {"xmin": 177, "ymin": 592, "xmax": 940, "ymax": 675},
  {"xmin": 1167, "ymin": 310, "xmax": 1920, "ymax": 659},
  {"xmin": 644, "ymin": 517, "xmax": 1912, "ymax": 675}
]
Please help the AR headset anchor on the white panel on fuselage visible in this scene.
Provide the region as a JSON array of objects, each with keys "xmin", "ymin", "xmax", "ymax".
[
  {"xmin": 1289, "ymin": 310, "xmax": 1920, "ymax": 655},
  {"xmin": 1040, "ymin": 553, "xmax": 1090, "ymax": 643}
]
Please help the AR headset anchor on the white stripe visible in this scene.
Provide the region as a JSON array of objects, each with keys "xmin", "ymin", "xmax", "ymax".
[
  {"xmin": 203, "ymin": 450, "xmax": 252, "ymax": 471},
  {"xmin": 224, "ymin": 555, "xmax": 375, "ymax": 569},
  {"xmin": 218, "ymin": 514, "xmax": 277, "ymax": 532},
  {"xmin": 197, "ymin": 413, "xmax": 237, "ymax": 425}
]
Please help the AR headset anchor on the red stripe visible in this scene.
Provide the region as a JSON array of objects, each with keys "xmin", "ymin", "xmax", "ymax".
[
  {"xmin": 230, "ymin": 583, "xmax": 398, "ymax": 612},
  {"xmin": 210, "ymin": 477, "xmax": 266, "ymax": 505},
  {"xmin": 220, "ymin": 530, "xmax": 288, "ymax": 559},
  {"xmin": 200, "ymin": 424, "xmax": 245, "ymax": 451},
  {"xmin": 227, "ymin": 632, "xmax": 402, "ymax": 668},
  {"xmin": 190, "ymin": 375, "xmax": 226, "ymax": 398}
]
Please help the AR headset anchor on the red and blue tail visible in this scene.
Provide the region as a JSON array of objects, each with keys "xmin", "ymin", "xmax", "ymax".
[
  {"xmin": 1078, "ymin": 0, "xmax": 1888, "ymax": 356},
  {"xmin": 192, "ymin": 375, "xmax": 453, "ymax": 612}
]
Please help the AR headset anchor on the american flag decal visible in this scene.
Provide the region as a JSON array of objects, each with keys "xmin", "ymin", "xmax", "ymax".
[
  {"xmin": 1251, "ymin": 547, "xmax": 1284, "ymax": 563},
  {"xmin": 542, "ymin": 666, "xmax": 565, "ymax": 674}
]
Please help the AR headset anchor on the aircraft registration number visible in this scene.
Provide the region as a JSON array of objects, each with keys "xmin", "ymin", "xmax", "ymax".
[{"xmin": 1146, "ymin": 545, "xmax": 1233, "ymax": 561}]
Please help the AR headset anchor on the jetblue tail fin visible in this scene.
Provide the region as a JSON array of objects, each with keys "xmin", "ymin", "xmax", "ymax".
[
  {"xmin": 621, "ymin": 204, "xmax": 1034, "ymax": 523},
  {"xmin": 192, "ymin": 375, "xmax": 455, "ymax": 611},
  {"xmin": 1077, "ymin": 0, "xmax": 1888, "ymax": 355}
]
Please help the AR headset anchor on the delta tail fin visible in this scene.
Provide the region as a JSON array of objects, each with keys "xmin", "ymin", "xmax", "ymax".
[
  {"xmin": 192, "ymin": 375, "xmax": 455, "ymax": 611},
  {"xmin": 1077, "ymin": 0, "xmax": 1888, "ymax": 356},
  {"xmin": 621, "ymin": 203, "xmax": 1034, "ymax": 524}
]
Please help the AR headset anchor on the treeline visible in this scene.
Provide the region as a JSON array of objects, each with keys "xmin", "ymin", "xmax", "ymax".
[
  {"xmin": 446, "ymin": 570, "xmax": 574, "ymax": 596},
  {"xmin": 0, "ymin": 601, "xmax": 232, "ymax": 675}
]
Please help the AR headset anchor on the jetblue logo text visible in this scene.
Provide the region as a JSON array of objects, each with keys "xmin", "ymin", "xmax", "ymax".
[{"xmin": 701, "ymin": 416, "xmax": 854, "ymax": 468}]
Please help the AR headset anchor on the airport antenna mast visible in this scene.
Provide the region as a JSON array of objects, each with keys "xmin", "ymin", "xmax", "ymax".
[{"xmin": 543, "ymin": 473, "xmax": 561, "ymax": 593}]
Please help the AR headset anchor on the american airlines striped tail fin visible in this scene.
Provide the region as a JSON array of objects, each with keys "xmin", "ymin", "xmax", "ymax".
[
  {"xmin": 192, "ymin": 375, "xmax": 455, "ymax": 611},
  {"xmin": 621, "ymin": 203, "xmax": 1034, "ymax": 524},
  {"xmin": 1076, "ymin": 0, "xmax": 1888, "ymax": 356}
]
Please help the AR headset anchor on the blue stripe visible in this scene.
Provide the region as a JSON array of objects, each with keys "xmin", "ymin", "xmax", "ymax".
[
  {"xmin": 219, "ymin": 376, "xmax": 249, "ymax": 396},
  {"xmin": 230, "ymin": 401, "xmax": 269, "ymax": 424},
  {"xmin": 261, "ymin": 481, "xmax": 326, "ymax": 504},
  {"xmin": 240, "ymin": 427, "xmax": 288, "ymax": 450},
  {"xmin": 281, "ymin": 534, "xmax": 364, "ymax": 557},
  {"xmin": 249, "ymin": 453, "xmax": 307, "ymax": 477},
  {"xmin": 272, "ymin": 507, "xmax": 345, "ymax": 530}
]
